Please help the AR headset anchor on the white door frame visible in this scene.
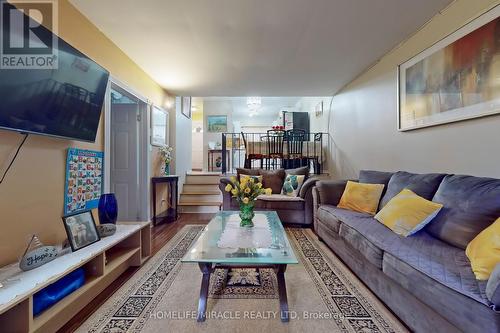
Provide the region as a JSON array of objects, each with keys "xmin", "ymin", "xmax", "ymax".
[{"xmin": 104, "ymin": 76, "xmax": 151, "ymax": 221}]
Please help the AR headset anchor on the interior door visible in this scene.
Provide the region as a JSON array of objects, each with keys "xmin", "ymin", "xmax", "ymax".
[{"xmin": 110, "ymin": 89, "xmax": 140, "ymax": 221}]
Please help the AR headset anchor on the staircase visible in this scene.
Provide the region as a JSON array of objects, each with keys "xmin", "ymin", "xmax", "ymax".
[{"xmin": 179, "ymin": 172, "xmax": 222, "ymax": 213}]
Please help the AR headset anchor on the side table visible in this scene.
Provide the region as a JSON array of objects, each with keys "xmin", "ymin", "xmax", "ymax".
[{"xmin": 151, "ymin": 175, "xmax": 179, "ymax": 225}]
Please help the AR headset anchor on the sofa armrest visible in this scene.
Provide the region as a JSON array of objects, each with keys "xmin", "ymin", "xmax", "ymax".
[
  {"xmin": 312, "ymin": 186, "xmax": 320, "ymax": 231},
  {"xmin": 297, "ymin": 177, "xmax": 319, "ymax": 226},
  {"xmin": 219, "ymin": 177, "xmax": 231, "ymax": 189},
  {"xmin": 299, "ymin": 176, "xmax": 319, "ymax": 199},
  {"xmin": 487, "ymin": 263, "xmax": 500, "ymax": 309},
  {"xmin": 315, "ymin": 180, "xmax": 352, "ymax": 206},
  {"xmin": 219, "ymin": 177, "xmax": 233, "ymax": 210}
]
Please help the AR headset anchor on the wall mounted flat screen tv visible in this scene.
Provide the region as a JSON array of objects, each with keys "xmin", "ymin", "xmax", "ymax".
[{"xmin": 0, "ymin": 3, "xmax": 110, "ymax": 142}]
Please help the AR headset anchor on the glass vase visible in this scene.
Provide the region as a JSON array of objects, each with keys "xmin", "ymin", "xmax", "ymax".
[
  {"xmin": 98, "ymin": 193, "xmax": 118, "ymax": 224},
  {"xmin": 164, "ymin": 162, "xmax": 170, "ymax": 175},
  {"xmin": 239, "ymin": 201, "xmax": 255, "ymax": 228}
]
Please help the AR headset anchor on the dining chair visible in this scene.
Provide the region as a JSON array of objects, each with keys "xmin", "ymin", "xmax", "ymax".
[
  {"xmin": 241, "ymin": 132, "xmax": 264, "ymax": 169},
  {"xmin": 265, "ymin": 129, "xmax": 285, "ymax": 169},
  {"xmin": 308, "ymin": 132, "xmax": 322, "ymax": 174},
  {"xmin": 284, "ymin": 129, "xmax": 306, "ymax": 169}
]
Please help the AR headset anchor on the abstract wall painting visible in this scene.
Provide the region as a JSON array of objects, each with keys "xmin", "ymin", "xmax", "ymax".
[{"xmin": 399, "ymin": 7, "xmax": 500, "ymax": 131}]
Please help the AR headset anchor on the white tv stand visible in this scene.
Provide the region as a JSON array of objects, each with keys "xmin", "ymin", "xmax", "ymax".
[{"xmin": 0, "ymin": 222, "xmax": 151, "ymax": 333}]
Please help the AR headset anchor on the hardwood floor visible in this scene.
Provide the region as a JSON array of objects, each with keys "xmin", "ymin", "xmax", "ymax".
[{"xmin": 58, "ymin": 213, "xmax": 214, "ymax": 333}]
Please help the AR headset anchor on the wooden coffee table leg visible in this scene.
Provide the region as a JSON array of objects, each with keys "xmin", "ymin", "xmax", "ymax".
[
  {"xmin": 276, "ymin": 264, "xmax": 289, "ymax": 322},
  {"xmin": 197, "ymin": 263, "xmax": 212, "ymax": 322}
]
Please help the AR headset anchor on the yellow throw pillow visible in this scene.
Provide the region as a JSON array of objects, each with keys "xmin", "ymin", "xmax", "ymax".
[
  {"xmin": 374, "ymin": 189, "xmax": 443, "ymax": 237},
  {"xmin": 466, "ymin": 218, "xmax": 500, "ymax": 280},
  {"xmin": 337, "ymin": 181, "xmax": 385, "ymax": 215}
]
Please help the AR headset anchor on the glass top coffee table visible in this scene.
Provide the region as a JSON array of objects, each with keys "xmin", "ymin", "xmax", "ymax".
[{"xmin": 182, "ymin": 211, "xmax": 298, "ymax": 322}]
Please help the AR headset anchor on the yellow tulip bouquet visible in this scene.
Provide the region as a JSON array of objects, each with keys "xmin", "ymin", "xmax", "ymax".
[{"xmin": 225, "ymin": 176, "xmax": 272, "ymax": 227}]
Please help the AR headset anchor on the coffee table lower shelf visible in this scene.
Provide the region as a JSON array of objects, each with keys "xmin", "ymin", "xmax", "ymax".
[{"xmin": 196, "ymin": 263, "xmax": 290, "ymax": 323}]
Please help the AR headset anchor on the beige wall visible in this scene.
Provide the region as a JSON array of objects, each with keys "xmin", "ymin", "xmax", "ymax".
[
  {"xmin": 203, "ymin": 100, "xmax": 233, "ymax": 171},
  {"xmin": 330, "ymin": 0, "xmax": 500, "ymax": 180},
  {"xmin": 0, "ymin": 0, "xmax": 170, "ymax": 266}
]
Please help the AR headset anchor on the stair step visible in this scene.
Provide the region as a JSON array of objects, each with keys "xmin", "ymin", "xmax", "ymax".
[
  {"xmin": 181, "ymin": 191, "xmax": 221, "ymax": 195},
  {"xmin": 180, "ymin": 206, "xmax": 220, "ymax": 213},
  {"xmin": 187, "ymin": 171, "xmax": 221, "ymax": 176},
  {"xmin": 178, "ymin": 201, "xmax": 222, "ymax": 206},
  {"xmin": 183, "ymin": 184, "xmax": 220, "ymax": 192},
  {"xmin": 180, "ymin": 193, "xmax": 221, "ymax": 201},
  {"xmin": 185, "ymin": 174, "xmax": 220, "ymax": 185}
]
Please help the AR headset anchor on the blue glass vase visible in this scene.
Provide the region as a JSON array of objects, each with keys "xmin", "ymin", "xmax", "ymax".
[{"xmin": 98, "ymin": 193, "xmax": 118, "ymax": 224}]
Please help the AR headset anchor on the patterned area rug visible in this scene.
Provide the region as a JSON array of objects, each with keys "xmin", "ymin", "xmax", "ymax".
[{"xmin": 77, "ymin": 226, "xmax": 408, "ymax": 333}]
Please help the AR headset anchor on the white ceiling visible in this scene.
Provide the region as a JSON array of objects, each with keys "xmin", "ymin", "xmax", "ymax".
[
  {"xmin": 203, "ymin": 96, "xmax": 301, "ymax": 118},
  {"xmin": 70, "ymin": 0, "xmax": 451, "ymax": 96}
]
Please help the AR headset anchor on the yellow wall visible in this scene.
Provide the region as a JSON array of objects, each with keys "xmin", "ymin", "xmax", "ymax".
[{"xmin": 0, "ymin": 0, "xmax": 170, "ymax": 266}]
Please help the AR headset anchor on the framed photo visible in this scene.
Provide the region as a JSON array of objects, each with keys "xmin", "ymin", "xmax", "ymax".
[
  {"xmin": 207, "ymin": 115, "xmax": 227, "ymax": 132},
  {"xmin": 398, "ymin": 7, "xmax": 500, "ymax": 131},
  {"xmin": 181, "ymin": 96, "xmax": 191, "ymax": 119},
  {"xmin": 62, "ymin": 210, "xmax": 100, "ymax": 251},
  {"xmin": 151, "ymin": 106, "xmax": 169, "ymax": 146}
]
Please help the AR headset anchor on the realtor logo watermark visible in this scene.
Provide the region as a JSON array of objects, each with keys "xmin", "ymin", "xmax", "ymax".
[{"xmin": 1, "ymin": 0, "xmax": 58, "ymax": 69}]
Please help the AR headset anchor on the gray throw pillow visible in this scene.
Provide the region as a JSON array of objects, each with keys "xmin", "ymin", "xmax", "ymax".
[
  {"xmin": 236, "ymin": 168, "xmax": 260, "ymax": 179},
  {"xmin": 259, "ymin": 169, "xmax": 286, "ymax": 194},
  {"xmin": 285, "ymin": 166, "xmax": 310, "ymax": 180}
]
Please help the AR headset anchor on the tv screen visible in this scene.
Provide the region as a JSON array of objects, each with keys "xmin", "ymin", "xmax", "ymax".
[{"xmin": 0, "ymin": 4, "xmax": 109, "ymax": 142}]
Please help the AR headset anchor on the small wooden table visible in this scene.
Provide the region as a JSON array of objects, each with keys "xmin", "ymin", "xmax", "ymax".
[
  {"xmin": 151, "ymin": 175, "xmax": 179, "ymax": 225},
  {"xmin": 208, "ymin": 149, "xmax": 230, "ymax": 172}
]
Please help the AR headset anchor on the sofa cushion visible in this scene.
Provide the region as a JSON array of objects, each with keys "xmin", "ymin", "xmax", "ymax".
[
  {"xmin": 487, "ymin": 264, "xmax": 500, "ymax": 308},
  {"xmin": 281, "ymin": 174, "xmax": 305, "ymax": 197},
  {"xmin": 285, "ymin": 166, "xmax": 310, "ymax": 180},
  {"xmin": 338, "ymin": 215, "xmax": 403, "ymax": 268},
  {"xmin": 259, "ymin": 169, "xmax": 285, "ymax": 194},
  {"xmin": 359, "ymin": 170, "xmax": 393, "ymax": 186},
  {"xmin": 382, "ymin": 243, "xmax": 498, "ymax": 332},
  {"xmin": 382, "ymin": 232, "xmax": 487, "ymax": 303},
  {"xmin": 379, "ymin": 171, "xmax": 446, "ymax": 209},
  {"xmin": 466, "ymin": 217, "xmax": 500, "ymax": 280},
  {"xmin": 375, "ymin": 189, "xmax": 443, "ymax": 237},
  {"xmin": 359, "ymin": 170, "xmax": 393, "ymax": 198},
  {"xmin": 427, "ymin": 174, "xmax": 500, "ymax": 249},
  {"xmin": 316, "ymin": 205, "xmax": 372, "ymax": 234},
  {"xmin": 316, "ymin": 180, "xmax": 348, "ymax": 206},
  {"xmin": 257, "ymin": 194, "xmax": 303, "ymax": 202},
  {"xmin": 256, "ymin": 194, "xmax": 304, "ymax": 210},
  {"xmin": 337, "ymin": 181, "xmax": 385, "ymax": 215}
]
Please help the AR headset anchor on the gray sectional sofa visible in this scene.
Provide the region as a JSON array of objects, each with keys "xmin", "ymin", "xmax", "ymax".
[{"xmin": 313, "ymin": 170, "xmax": 500, "ymax": 333}]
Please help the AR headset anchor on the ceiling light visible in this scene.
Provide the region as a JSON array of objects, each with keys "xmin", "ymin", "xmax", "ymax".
[{"xmin": 247, "ymin": 96, "xmax": 261, "ymax": 110}]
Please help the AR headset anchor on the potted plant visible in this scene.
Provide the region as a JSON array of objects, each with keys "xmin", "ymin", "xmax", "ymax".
[{"xmin": 224, "ymin": 176, "xmax": 272, "ymax": 227}]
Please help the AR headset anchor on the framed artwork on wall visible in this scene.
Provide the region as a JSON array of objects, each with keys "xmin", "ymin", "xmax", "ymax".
[
  {"xmin": 151, "ymin": 106, "xmax": 169, "ymax": 146},
  {"xmin": 207, "ymin": 115, "xmax": 228, "ymax": 132},
  {"xmin": 398, "ymin": 6, "xmax": 500, "ymax": 131},
  {"xmin": 181, "ymin": 96, "xmax": 191, "ymax": 119}
]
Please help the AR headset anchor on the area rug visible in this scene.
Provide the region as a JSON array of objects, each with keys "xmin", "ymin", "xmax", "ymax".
[{"xmin": 77, "ymin": 226, "xmax": 408, "ymax": 333}]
